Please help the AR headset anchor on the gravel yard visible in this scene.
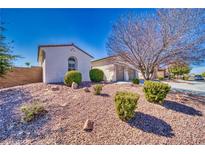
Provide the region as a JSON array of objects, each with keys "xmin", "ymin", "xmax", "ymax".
[{"xmin": 0, "ymin": 82, "xmax": 205, "ymax": 144}]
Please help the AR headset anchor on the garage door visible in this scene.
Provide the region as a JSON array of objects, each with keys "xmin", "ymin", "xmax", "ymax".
[
  {"xmin": 116, "ymin": 65, "xmax": 124, "ymax": 81},
  {"xmin": 128, "ymin": 69, "xmax": 135, "ymax": 80}
]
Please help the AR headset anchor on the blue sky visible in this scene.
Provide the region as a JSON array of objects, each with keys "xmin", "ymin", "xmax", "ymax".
[{"xmin": 1, "ymin": 8, "xmax": 205, "ymax": 74}]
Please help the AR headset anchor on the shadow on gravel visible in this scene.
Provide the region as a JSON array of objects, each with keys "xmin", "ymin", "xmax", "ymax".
[
  {"xmin": 100, "ymin": 93, "xmax": 110, "ymax": 97},
  {"xmin": 128, "ymin": 112, "xmax": 174, "ymax": 137},
  {"xmin": 187, "ymin": 94, "xmax": 205, "ymax": 105},
  {"xmin": 164, "ymin": 100, "xmax": 203, "ymax": 116},
  {"xmin": 0, "ymin": 88, "xmax": 50, "ymax": 143}
]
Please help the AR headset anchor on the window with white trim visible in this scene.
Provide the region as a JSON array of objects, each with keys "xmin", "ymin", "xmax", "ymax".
[{"xmin": 68, "ymin": 57, "xmax": 77, "ymax": 71}]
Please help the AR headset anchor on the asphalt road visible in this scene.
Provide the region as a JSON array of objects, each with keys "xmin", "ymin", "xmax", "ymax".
[{"xmin": 163, "ymin": 80, "xmax": 205, "ymax": 96}]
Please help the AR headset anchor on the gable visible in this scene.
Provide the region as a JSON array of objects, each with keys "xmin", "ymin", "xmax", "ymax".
[{"xmin": 37, "ymin": 43, "xmax": 93, "ymax": 64}]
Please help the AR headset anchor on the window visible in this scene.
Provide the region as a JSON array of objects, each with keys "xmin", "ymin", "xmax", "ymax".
[{"xmin": 68, "ymin": 57, "xmax": 77, "ymax": 71}]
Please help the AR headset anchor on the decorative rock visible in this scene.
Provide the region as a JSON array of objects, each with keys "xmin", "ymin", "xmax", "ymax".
[
  {"xmin": 51, "ymin": 86, "xmax": 59, "ymax": 91},
  {"xmin": 100, "ymin": 81, "xmax": 106, "ymax": 84},
  {"xmin": 16, "ymin": 131, "xmax": 26, "ymax": 140},
  {"xmin": 61, "ymin": 103, "xmax": 68, "ymax": 107},
  {"xmin": 83, "ymin": 87, "xmax": 90, "ymax": 92},
  {"xmin": 71, "ymin": 82, "xmax": 78, "ymax": 89},
  {"xmin": 83, "ymin": 119, "xmax": 94, "ymax": 131}
]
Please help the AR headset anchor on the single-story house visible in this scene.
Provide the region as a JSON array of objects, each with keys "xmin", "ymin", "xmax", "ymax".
[
  {"xmin": 38, "ymin": 43, "xmax": 93, "ymax": 83},
  {"xmin": 91, "ymin": 56, "xmax": 139, "ymax": 82},
  {"xmin": 91, "ymin": 55, "xmax": 167, "ymax": 81}
]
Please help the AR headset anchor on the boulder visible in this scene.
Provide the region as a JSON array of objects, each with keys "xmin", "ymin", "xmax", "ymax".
[
  {"xmin": 71, "ymin": 82, "xmax": 78, "ymax": 89},
  {"xmin": 51, "ymin": 86, "xmax": 59, "ymax": 91},
  {"xmin": 83, "ymin": 119, "xmax": 94, "ymax": 131},
  {"xmin": 83, "ymin": 87, "xmax": 90, "ymax": 92}
]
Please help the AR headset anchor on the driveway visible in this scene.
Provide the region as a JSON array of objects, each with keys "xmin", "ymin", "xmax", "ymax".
[{"xmin": 163, "ymin": 80, "xmax": 205, "ymax": 96}]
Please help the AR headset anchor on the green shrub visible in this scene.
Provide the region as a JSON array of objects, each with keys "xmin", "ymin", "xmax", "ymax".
[
  {"xmin": 89, "ymin": 69, "xmax": 104, "ymax": 82},
  {"xmin": 201, "ymin": 72, "xmax": 205, "ymax": 77},
  {"xmin": 158, "ymin": 77, "xmax": 164, "ymax": 80},
  {"xmin": 21, "ymin": 102, "xmax": 47, "ymax": 122},
  {"xmin": 93, "ymin": 84, "xmax": 103, "ymax": 95},
  {"xmin": 143, "ymin": 81, "xmax": 171, "ymax": 105},
  {"xmin": 183, "ymin": 75, "xmax": 189, "ymax": 80},
  {"xmin": 114, "ymin": 91, "xmax": 140, "ymax": 121},
  {"xmin": 64, "ymin": 70, "xmax": 82, "ymax": 86},
  {"xmin": 132, "ymin": 78, "xmax": 140, "ymax": 84}
]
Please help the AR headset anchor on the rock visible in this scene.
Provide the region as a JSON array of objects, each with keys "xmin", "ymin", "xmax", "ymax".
[
  {"xmin": 83, "ymin": 119, "xmax": 94, "ymax": 131},
  {"xmin": 8, "ymin": 125, "xmax": 14, "ymax": 131},
  {"xmin": 61, "ymin": 103, "xmax": 68, "ymax": 107},
  {"xmin": 83, "ymin": 87, "xmax": 90, "ymax": 92},
  {"xmin": 58, "ymin": 127, "xmax": 66, "ymax": 133},
  {"xmin": 100, "ymin": 81, "xmax": 106, "ymax": 84},
  {"xmin": 51, "ymin": 86, "xmax": 59, "ymax": 91},
  {"xmin": 16, "ymin": 131, "xmax": 26, "ymax": 140},
  {"xmin": 71, "ymin": 82, "xmax": 78, "ymax": 89},
  {"xmin": 176, "ymin": 94, "xmax": 182, "ymax": 101}
]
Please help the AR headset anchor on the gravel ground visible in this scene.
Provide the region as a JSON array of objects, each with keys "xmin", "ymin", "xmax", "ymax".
[{"xmin": 0, "ymin": 82, "xmax": 204, "ymax": 145}]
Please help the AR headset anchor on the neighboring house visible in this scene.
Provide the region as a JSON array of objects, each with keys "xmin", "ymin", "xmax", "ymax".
[
  {"xmin": 91, "ymin": 56, "xmax": 139, "ymax": 82},
  {"xmin": 38, "ymin": 44, "xmax": 93, "ymax": 83},
  {"xmin": 156, "ymin": 68, "xmax": 168, "ymax": 78}
]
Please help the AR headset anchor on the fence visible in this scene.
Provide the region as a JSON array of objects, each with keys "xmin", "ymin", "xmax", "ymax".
[{"xmin": 0, "ymin": 66, "xmax": 42, "ymax": 89}]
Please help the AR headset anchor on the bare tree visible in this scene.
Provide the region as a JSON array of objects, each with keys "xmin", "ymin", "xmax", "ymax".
[{"xmin": 107, "ymin": 9, "xmax": 205, "ymax": 80}]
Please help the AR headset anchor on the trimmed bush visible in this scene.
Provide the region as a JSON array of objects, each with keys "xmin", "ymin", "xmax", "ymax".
[
  {"xmin": 132, "ymin": 78, "xmax": 140, "ymax": 84},
  {"xmin": 115, "ymin": 91, "xmax": 140, "ymax": 121},
  {"xmin": 143, "ymin": 81, "xmax": 171, "ymax": 104},
  {"xmin": 21, "ymin": 102, "xmax": 47, "ymax": 122},
  {"xmin": 158, "ymin": 77, "xmax": 164, "ymax": 81},
  {"xmin": 183, "ymin": 75, "xmax": 189, "ymax": 80},
  {"xmin": 93, "ymin": 84, "xmax": 103, "ymax": 95},
  {"xmin": 89, "ymin": 68, "xmax": 104, "ymax": 82},
  {"xmin": 64, "ymin": 70, "xmax": 82, "ymax": 86}
]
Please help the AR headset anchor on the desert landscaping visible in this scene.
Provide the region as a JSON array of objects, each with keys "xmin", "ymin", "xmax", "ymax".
[
  {"xmin": 0, "ymin": 82, "xmax": 204, "ymax": 145},
  {"xmin": 1, "ymin": 8, "xmax": 205, "ymax": 146}
]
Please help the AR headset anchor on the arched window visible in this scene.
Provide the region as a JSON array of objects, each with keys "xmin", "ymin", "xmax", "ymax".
[{"xmin": 68, "ymin": 57, "xmax": 77, "ymax": 71}]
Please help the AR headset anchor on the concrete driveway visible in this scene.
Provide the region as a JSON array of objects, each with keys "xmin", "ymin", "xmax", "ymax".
[{"xmin": 163, "ymin": 80, "xmax": 205, "ymax": 96}]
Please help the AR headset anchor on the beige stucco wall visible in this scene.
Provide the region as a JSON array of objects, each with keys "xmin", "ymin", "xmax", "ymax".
[
  {"xmin": 92, "ymin": 58, "xmax": 140, "ymax": 81},
  {"xmin": 0, "ymin": 67, "xmax": 42, "ymax": 89},
  {"xmin": 156, "ymin": 70, "xmax": 166, "ymax": 78},
  {"xmin": 40, "ymin": 46, "xmax": 92, "ymax": 83}
]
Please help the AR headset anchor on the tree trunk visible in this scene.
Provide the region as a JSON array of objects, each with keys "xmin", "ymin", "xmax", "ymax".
[{"xmin": 141, "ymin": 70, "xmax": 152, "ymax": 80}]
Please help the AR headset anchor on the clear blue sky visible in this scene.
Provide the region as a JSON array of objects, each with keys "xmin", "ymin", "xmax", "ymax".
[{"xmin": 1, "ymin": 8, "xmax": 205, "ymax": 74}]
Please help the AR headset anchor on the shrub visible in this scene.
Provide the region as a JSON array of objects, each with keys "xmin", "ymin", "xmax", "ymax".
[
  {"xmin": 183, "ymin": 75, "xmax": 189, "ymax": 80},
  {"xmin": 158, "ymin": 77, "xmax": 164, "ymax": 80},
  {"xmin": 89, "ymin": 68, "xmax": 104, "ymax": 82},
  {"xmin": 64, "ymin": 70, "xmax": 82, "ymax": 86},
  {"xmin": 132, "ymin": 78, "xmax": 140, "ymax": 84},
  {"xmin": 115, "ymin": 91, "xmax": 139, "ymax": 121},
  {"xmin": 21, "ymin": 102, "xmax": 47, "ymax": 122},
  {"xmin": 143, "ymin": 81, "xmax": 171, "ymax": 105},
  {"xmin": 93, "ymin": 84, "xmax": 103, "ymax": 95},
  {"xmin": 201, "ymin": 72, "xmax": 205, "ymax": 77}
]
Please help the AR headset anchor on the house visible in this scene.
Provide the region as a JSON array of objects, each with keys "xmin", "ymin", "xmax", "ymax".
[
  {"xmin": 91, "ymin": 56, "xmax": 139, "ymax": 81},
  {"xmin": 38, "ymin": 43, "xmax": 93, "ymax": 83},
  {"xmin": 91, "ymin": 55, "xmax": 167, "ymax": 81}
]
